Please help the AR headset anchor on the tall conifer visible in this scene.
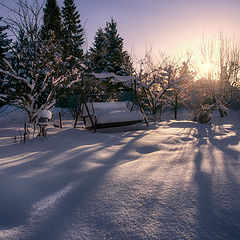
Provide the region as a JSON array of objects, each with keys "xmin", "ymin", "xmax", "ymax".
[
  {"xmin": 41, "ymin": 0, "xmax": 62, "ymax": 40},
  {"xmin": 62, "ymin": 0, "xmax": 84, "ymax": 62},
  {"xmin": 89, "ymin": 18, "xmax": 133, "ymax": 75},
  {"xmin": 0, "ymin": 17, "xmax": 12, "ymax": 106},
  {"xmin": 88, "ymin": 28, "xmax": 106, "ymax": 73},
  {"xmin": 104, "ymin": 18, "xmax": 124, "ymax": 74},
  {"xmin": 0, "ymin": 17, "xmax": 11, "ymax": 63}
]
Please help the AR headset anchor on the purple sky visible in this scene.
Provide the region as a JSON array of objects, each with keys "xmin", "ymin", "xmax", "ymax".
[{"xmin": 1, "ymin": 0, "xmax": 240, "ymax": 58}]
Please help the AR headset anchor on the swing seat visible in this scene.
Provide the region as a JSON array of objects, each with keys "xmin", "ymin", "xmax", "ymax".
[{"xmin": 81, "ymin": 102, "xmax": 147, "ymax": 130}]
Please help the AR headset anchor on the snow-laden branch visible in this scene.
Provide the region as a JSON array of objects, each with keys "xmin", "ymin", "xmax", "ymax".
[
  {"xmin": 0, "ymin": 68, "xmax": 34, "ymax": 90},
  {"xmin": 135, "ymin": 62, "xmax": 195, "ymax": 116},
  {"xmin": 0, "ymin": 94, "xmax": 8, "ymax": 102},
  {"xmin": 3, "ymin": 58, "xmax": 17, "ymax": 76}
]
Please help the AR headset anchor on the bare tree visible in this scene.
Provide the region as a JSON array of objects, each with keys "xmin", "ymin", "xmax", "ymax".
[
  {"xmin": 218, "ymin": 34, "xmax": 240, "ymax": 105},
  {"xmin": 135, "ymin": 52, "xmax": 194, "ymax": 120},
  {"xmin": 165, "ymin": 60, "xmax": 195, "ymax": 119},
  {"xmin": 198, "ymin": 32, "xmax": 240, "ymax": 109}
]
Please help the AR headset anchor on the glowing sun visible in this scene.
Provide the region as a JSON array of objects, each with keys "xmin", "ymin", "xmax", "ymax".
[{"xmin": 200, "ymin": 61, "xmax": 213, "ymax": 76}]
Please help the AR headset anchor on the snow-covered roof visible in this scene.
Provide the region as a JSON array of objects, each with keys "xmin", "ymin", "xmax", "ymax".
[{"xmin": 91, "ymin": 72, "xmax": 136, "ymax": 83}]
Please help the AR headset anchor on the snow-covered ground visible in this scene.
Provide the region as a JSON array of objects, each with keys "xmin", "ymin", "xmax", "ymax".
[{"xmin": 0, "ymin": 106, "xmax": 240, "ymax": 240}]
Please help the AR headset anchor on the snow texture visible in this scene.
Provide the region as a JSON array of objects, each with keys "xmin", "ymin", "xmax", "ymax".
[{"xmin": 0, "ymin": 106, "xmax": 240, "ymax": 240}]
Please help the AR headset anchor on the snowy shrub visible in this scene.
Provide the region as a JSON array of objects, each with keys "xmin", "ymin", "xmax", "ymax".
[{"xmin": 189, "ymin": 104, "xmax": 213, "ymax": 124}]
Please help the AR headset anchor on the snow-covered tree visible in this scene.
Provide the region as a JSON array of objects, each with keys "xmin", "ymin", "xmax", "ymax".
[
  {"xmin": 0, "ymin": 17, "xmax": 11, "ymax": 61},
  {"xmin": 0, "ymin": 0, "xmax": 74, "ymax": 123},
  {"xmin": 166, "ymin": 61, "xmax": 194, "ymax": 119},
  {"xmin": 62, "ymin": 0, "xmax": 84, "ymax": 63},
  {"xmin": 136, "ymin": 58, "xmax": 193, "ymax": 119},
  {"xmin": 198, "ymin": 33, "xmax": 240, "ymax": 109},
  {"xmin": 218, "ymin": 36, "xmax": 240, "ymax": 106},
  {"xmin": 41, "ymin": 0, "xmax": 62, "ymax": 40}
]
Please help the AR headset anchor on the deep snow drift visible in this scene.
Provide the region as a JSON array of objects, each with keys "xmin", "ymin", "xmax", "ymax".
[{"xmin": 0, "ymin": 106, "xmax": 240, "ymax": 240}]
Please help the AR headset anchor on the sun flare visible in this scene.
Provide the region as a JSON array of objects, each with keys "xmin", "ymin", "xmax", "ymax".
[
  {"xmin": 198, "ymin": 61, "xmax": 214, "ymax": 78},
  {"xmin": 201, "ymin": 62, "xmax": 212, "ymax": 73}
]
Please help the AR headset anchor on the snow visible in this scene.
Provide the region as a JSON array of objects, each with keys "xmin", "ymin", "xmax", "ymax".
[
  {"xmin": 37, "ymin": 110, "xmax": 52, "ymax": 120},
  {"xmin": 0, "ymin": 106, "xmax": 240, "ymax": 240},
  {"xmin": 91, "ymin": 72, "xmax": 136, "ymax": 83},
  {"xmin": 0, "ymin": 94, "xmax": 7, "ymax": 100},
  {"xmin": 0, "ymin": 68, "xmax": 35, "ymax": 91}
]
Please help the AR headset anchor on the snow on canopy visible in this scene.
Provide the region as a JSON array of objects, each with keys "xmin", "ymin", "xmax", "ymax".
[{"xmin": 91, "ymin": 72, "xmax": 136, "ymax": 83}]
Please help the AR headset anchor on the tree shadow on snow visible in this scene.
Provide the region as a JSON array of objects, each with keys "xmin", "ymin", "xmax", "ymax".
[
  {"xmin": 191, "ymin": 122, "xmax": 240, "ymax": 240},
  {"xmin": 0, "ymin": 117, "xmax": 240, "ymax": 239},
  {"xmin": 0, "ymin": 126, "xmax": 149, "ymax": 239}
]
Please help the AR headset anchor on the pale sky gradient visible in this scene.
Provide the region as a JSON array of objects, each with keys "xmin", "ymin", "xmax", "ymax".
[{"xmin": 1, "ymin": 0, "xmax": 240, "ymax": 59}]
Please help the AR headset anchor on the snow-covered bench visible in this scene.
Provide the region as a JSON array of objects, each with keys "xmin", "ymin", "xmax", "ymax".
[{"xmin": 81, "ymin": 102, "xmax": 147, "ymax": 130}]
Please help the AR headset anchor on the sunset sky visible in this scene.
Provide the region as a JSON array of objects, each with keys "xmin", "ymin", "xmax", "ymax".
[{"xmin": 1, "ymin": 0, "xmax": 240, "ymax": 59}]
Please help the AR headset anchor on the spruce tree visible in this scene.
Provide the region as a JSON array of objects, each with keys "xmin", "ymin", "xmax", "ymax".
[
  {"xmin": 57, "ymin": 0, "xmax": 85, "ymax": 109},
  {"xmin": 122, "ymin": 50, "xmax": 134, "ymax": 75},
  {"xmin": 88, "ymin": 28, "xmax": 106, "ymax": 73},
  {"xmin": 88, "ymin": 19, "xmax": 134, "ymax": 100},
  {"xmin": 0, "ymin": 17, "xmax": 12, "ymax": 106},
  {"xmin": 104, "ymin": 18, "xmax": 124, "ymax": 74},
  {"xmin": 41, "ymin": 0, "xmax": 62, "ymax": 40},
  {"xmin": 62, "ymin": 0, "xmax": 84, "ymax": 63},
  {"xmin": 5, "ymin": 30, "xmax": 32, "ymax": 106},
  {"xmin": 88, "ymin": 18, "xmax": 133, "ymax": 75},
  {"xmin": 0, "ymin": 17, "xmax": 11, "ymax": 64}
]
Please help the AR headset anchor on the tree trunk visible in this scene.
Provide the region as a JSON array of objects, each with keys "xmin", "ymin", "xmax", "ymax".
[{"xmin": 174, "ymin": 94, "xmax": 178, "ymax": 120}]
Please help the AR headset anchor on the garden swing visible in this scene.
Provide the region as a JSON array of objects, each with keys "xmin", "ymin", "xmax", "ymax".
[{"xmin": 74, "ymin": 73, "xmax": 148, "ymax": 131}]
